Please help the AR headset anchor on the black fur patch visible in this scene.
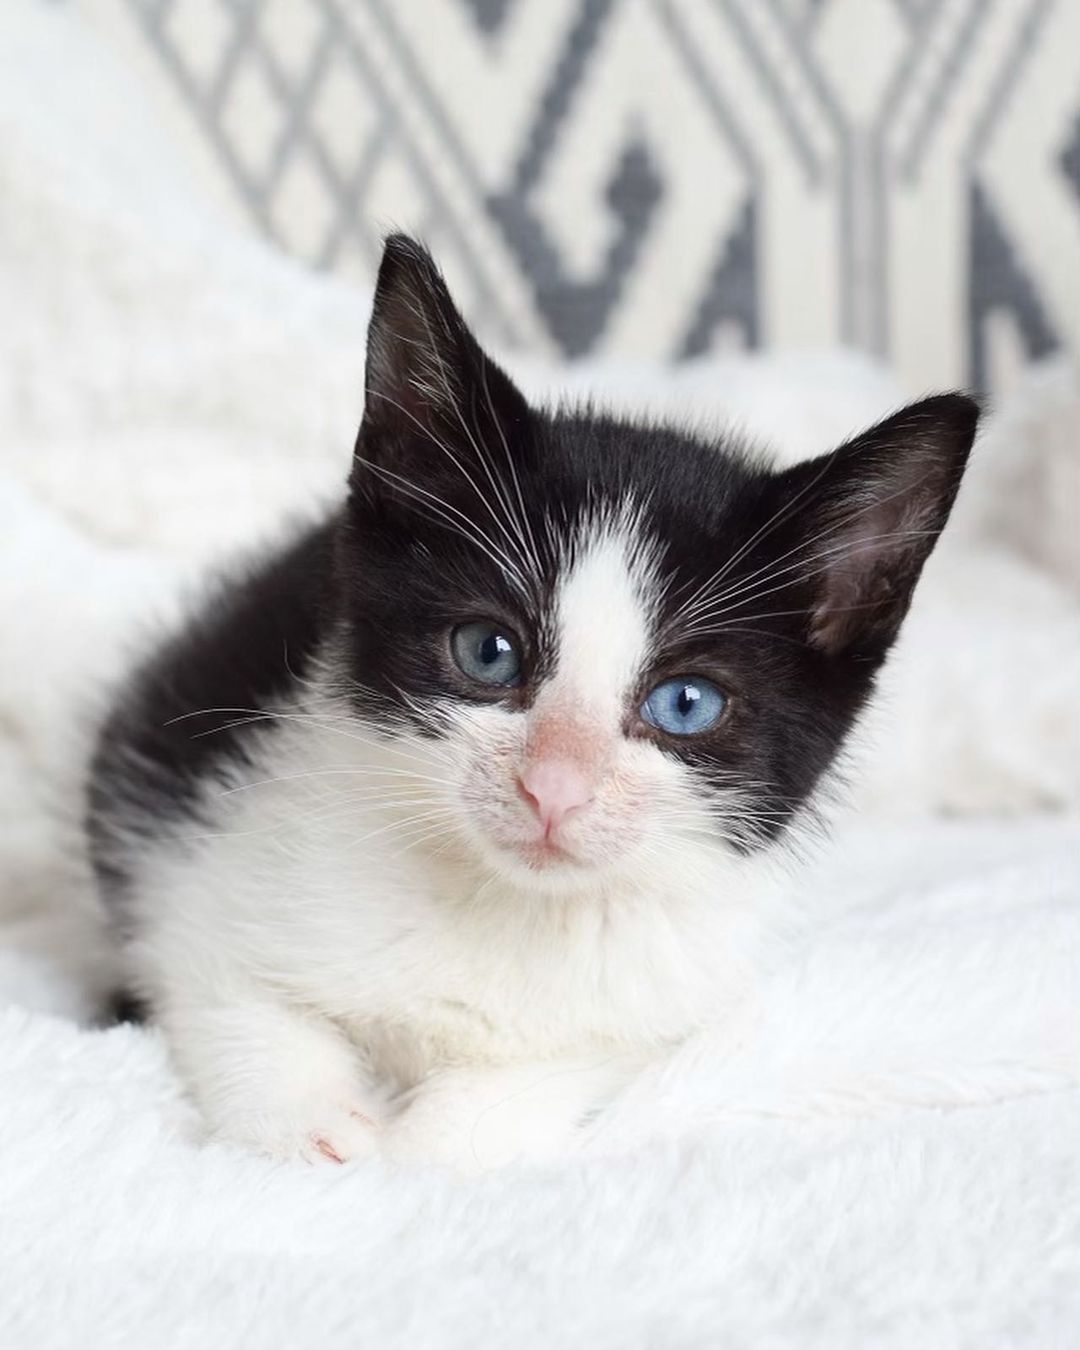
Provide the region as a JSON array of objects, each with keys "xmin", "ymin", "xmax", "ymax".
[{"xmin": 87, "ymin": 520, "xmax": 337, "ymax": 899}]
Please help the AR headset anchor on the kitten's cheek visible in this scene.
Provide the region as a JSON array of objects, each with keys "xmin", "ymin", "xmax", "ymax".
[{"xmin": 561, "ymin": 800, "xmax": 647, "ymax": 860}]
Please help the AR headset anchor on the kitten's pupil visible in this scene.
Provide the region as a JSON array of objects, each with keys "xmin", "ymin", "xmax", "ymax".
[
  {"xmin": 677, "ymin": 685, "xmax": 699, "ymax": 718},
  {"xmin": 481, "ymin": 633, "xmax": 510, "ymax": 666}
]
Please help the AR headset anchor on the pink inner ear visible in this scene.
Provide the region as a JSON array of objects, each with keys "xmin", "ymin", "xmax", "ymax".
[
  {"xmin": 365, "ymin": 316, "xmax": 459, "ymax": 440},
  {"xmin": 775, "ymin": 394, "xmax": 976, "ymax": 658},
  {"xmin": 807, "ymin": 470, "xmax": 945, "ymax": 657}
]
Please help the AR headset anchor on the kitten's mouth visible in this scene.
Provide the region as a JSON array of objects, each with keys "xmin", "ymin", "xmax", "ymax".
[
  {"xmin": 478, "ymin": 823, "xmax": 594, "ymax": 876},
  {"xmin": 516, "ymin": 836, "xmax": 579, "ymax": 869}
]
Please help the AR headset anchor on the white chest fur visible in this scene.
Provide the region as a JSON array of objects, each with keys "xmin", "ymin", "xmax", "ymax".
[{"xmin": 128, "ymin": 714, "xmax": 775, "ymax": 1085}]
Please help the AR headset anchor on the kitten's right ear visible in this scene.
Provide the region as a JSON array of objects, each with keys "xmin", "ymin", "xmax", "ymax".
[{"xmin": 350, "ymin": 234, "xmax": 529, "ymax": 503}]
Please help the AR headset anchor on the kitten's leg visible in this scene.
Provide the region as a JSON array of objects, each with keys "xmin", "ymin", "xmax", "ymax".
[
  {"xmin": 382, "ymin": 1056, "xmax": 636, "ymax": 1174},
  {"xmin": 158, "ymin": 992, "xmax": 383, "ymax": 1164}
]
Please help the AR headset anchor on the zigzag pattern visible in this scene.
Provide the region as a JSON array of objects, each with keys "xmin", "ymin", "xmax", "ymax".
[{"xmin": 119, "ymin": 0, "xmax": 1080, "ymax": 390}]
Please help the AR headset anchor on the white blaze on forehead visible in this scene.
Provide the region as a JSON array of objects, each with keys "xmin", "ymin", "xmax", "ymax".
[{"xmin": 549, "ymin": 512, "xmax": 659, "ymax": 720}]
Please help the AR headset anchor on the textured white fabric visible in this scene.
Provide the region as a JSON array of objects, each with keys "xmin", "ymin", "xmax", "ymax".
[
  {"xmin": 1, "ymin": 5, "xmax": 1079, "ymax": 1346},
  {"xmin": 2, "ymin": 819, "xmax": 1078, "ymax": 1349}
]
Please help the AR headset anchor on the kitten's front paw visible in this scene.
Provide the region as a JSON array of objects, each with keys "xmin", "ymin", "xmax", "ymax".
[
  {"xmin": 382, "ymin": 1093, "xmax": 567, "ymax": 1175},
  {"xmin": 214, "ymin": 1098, "xmax": 381, "ymax": 1165}
]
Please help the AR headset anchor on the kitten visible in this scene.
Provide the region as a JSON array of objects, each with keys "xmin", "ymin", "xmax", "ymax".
[{"xmin": 87, "ymin": 235, "xmax": 978, "ymax": 1172}]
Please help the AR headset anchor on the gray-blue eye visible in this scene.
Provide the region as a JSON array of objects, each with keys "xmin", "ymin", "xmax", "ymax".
[
  {"xmin": 451, "ymin": 621, "xmax": 522, "ymax": 686},
  {"xmin": 641, "ymin": 677, "xmax": 727, "ymax": 736}
]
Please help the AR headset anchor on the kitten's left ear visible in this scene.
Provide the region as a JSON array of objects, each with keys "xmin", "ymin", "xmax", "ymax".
[
  {"xmin": 352, "ymin": 234, "xmax": 529, "ymax": 496},
  {"xmin": 774, "ymin": 393, "xmax": 979, "ymax": 659}
]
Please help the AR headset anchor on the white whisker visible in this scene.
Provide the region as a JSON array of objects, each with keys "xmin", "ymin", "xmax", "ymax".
[{"xmin": 359, "ymin": 453, "xmax": 531, "ymax": 596}]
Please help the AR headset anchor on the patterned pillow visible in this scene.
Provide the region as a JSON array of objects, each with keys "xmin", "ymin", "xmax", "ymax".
[{"xmin": 81, "ymin": 0, "xmax": 1080, "ymax": 394}]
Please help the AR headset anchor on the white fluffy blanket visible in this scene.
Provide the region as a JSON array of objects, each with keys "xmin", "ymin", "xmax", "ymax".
[{"xmin": 2, "ymin": 6, "xmax": 1079, "ymax": 1346}]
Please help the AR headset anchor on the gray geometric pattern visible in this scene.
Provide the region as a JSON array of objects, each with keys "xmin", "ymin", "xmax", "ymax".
[
  {"xmin": 678, "ymin": 197, "xmax": 758, "ymax": 359},
  {"xmin": 487, "ymin": 0, "xmax": 661, "ymax": 357},
  {"xmin": 1061, "ymin": 111, "xmax": 1080, "ymax": 206},
  {"xmin": 459, "ymin": 0, "xmax": 519, "ymax": 36},
  {"xmin": 109, "ymin": 0, "xmax": 1080, "ymax": 391},
  {"xmin": 969, "ymin": 181, "xmax": 1057, "ymax": 392}
]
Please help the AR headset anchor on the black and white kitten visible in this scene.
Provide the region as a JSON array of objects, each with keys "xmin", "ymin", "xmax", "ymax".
[{"xmin": 87, "ymin": 235, "xmax": 977, "ymax": 1171}]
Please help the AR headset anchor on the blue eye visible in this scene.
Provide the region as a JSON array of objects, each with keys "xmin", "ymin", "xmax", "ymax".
[
  {"xmin": 641, "ymin": 677, "xmax": 727, "ymax": 736},
  {"xmin": 451, "ymin": 621, "xmax": 522, "ymax": 686}
]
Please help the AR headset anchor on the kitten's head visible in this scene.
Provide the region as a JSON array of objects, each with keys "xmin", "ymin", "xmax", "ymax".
[{"xmin": 335, "ymin": 235, "xmax": 977, "ymax": 893}]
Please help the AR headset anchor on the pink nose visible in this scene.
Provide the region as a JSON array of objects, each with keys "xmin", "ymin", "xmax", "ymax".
[{"xmin": 517, "ymin": 761, "xmax": 594, "ymax": 835}]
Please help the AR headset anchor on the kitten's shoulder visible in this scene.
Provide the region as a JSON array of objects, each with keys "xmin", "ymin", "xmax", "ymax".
[{"xmin": 87, "ymin": 514, "xmax": 340, "ymax": 893}]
